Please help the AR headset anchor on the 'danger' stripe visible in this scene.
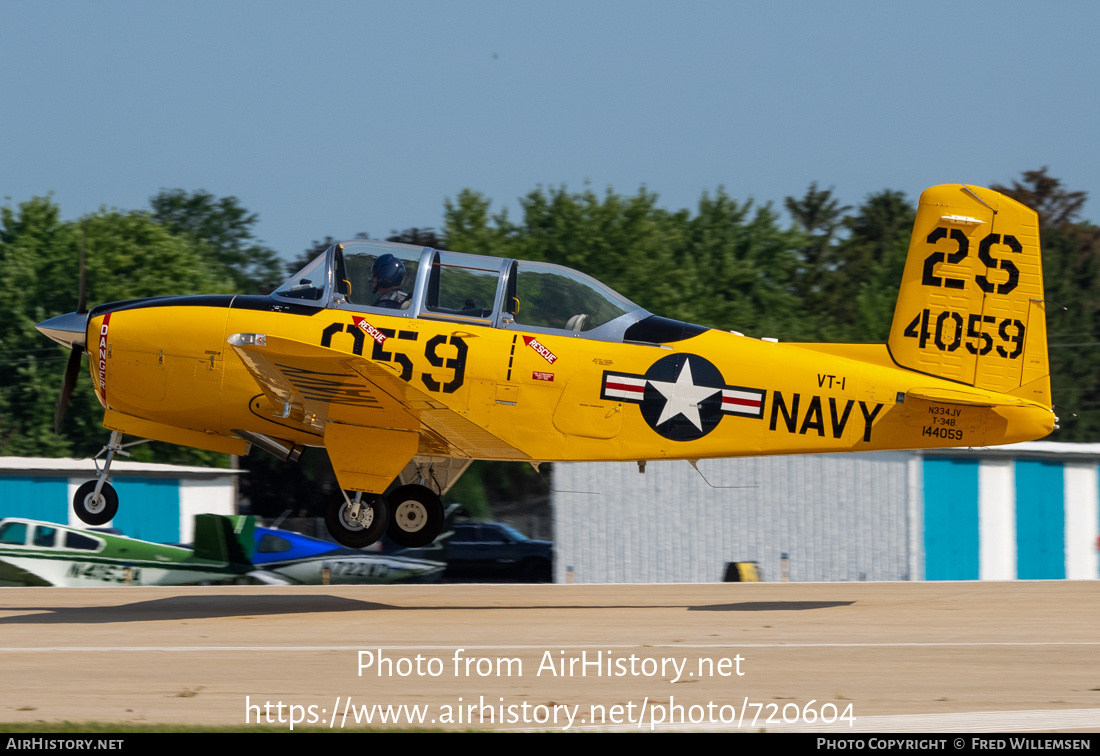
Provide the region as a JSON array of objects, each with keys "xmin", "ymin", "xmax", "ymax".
[{"xmin": 97, "ymin": 312, "xmax": 112, "ymax": 404}]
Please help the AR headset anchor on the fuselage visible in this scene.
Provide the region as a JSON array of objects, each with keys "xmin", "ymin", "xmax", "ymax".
[{"xmin": 84, "ymin": 289, "xmax": 1054, "ymax": 464}]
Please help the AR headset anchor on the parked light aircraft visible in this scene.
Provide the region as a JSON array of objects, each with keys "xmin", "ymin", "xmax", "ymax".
[
  {"xmin": 252, "ymin": 524, "xmax": 444, "ymax": 584},
  {"xmin": 0, "ymin": 515, "xmax": 257, "ymax": 587},
  {"xmin": 37, "ymin": 184, "xmax": 1055, "ymax": 548}
]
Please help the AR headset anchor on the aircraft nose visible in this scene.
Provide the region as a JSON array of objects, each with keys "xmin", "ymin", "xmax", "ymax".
[{"xmin": 36, "ymin": 311, "xmax": 89, "ymax": 350}]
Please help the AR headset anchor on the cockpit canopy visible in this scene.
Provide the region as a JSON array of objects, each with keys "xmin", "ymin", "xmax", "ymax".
[{"xmin": 273, "ymin": 240, "xmax": 649, "ymax": 342}]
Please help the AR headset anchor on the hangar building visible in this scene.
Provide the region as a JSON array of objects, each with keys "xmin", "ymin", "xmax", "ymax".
[
  {"xmin": 552, "ymin": 442, "xmax": 1100, "ymax": 583},
  {"xmin": 0, "ymin": 457, "xmax": 240, "ymax": 544}
]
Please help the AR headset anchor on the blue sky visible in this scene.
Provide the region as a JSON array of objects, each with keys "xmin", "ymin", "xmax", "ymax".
[{"xmin": 2, "ymin": 1, "xmax": 1097, "ymax": 263}]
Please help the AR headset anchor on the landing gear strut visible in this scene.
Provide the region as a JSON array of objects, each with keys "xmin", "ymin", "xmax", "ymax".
[
  {"xmin": 72, "ymin": 431, "xmax": 149, "ymax": 526},
  {"xmin": 325, "ymin": 491, "xmax": 389, "ymax": 548}
]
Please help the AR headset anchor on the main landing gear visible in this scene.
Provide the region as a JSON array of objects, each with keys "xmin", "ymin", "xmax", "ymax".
[
  {"xmin": 325, "ymin": 484, "xmax": 445, "ymax": 549},
  {"xmin": 326, "ymin": 492, "xmax": 389, "ymax": 549},
  {"xmin": 72, "ymin": 431, "xmax": 149, "ymax": 526},
  {"xmin": 385, "ymin": 485, "xmax": 444, "ymax": 548}
]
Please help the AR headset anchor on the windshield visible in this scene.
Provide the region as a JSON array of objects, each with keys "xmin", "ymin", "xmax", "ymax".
[
  {"xmin": 273, "ymin": 254, "xmax": 329, "ymax": 301},
  {"xmin": 0, "ymin": 521, "xmax": 27, "ymax": 545}
]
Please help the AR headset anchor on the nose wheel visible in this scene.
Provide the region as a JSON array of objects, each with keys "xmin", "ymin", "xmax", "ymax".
[
  {"xmin": 325, "ymin": 492, "xmax": 389, "ymax": 548},
  {"xmin": 71, "ymin": 431, "xmax": 148, "ymax": 526},
  {"xmin": 73, "ymin": 480, "xmax": 119, "ymax": 526},
  {"xmin": 385, "ymin": 484, "xmax": 444, "ymax": 548}
]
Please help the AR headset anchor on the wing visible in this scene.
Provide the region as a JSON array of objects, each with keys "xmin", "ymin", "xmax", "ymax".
[
  {"xmin": 228, "ymin": 332, "xmax": 527, "ymax": 491},
  {"xmin": 0, "ymin": 555, "xmax": 56, "ymax": 586}
]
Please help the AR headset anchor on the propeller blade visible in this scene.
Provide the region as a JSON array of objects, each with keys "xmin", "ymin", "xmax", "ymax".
[
  {"xmin": 54, "ymin": 348, "xmax": 84, "ymax": 434},
  {"xmin": 54, "ymin": 228, "xmax": 90, "ymax": 434}
]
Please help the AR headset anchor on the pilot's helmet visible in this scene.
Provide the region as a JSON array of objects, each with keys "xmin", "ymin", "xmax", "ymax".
[{"xmin": 371, "ymin": 254, "xmax": 405, "ymax": 290}]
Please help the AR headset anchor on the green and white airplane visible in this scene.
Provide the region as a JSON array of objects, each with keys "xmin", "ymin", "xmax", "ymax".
[{"xmin": 0, "ymin": 514, "xmax": 261, "ymax": 587}]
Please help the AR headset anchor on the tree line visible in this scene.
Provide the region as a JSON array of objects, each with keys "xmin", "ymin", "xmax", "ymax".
[{"xmin": 2, "ymin": 169, "xmax": 1096, "ymax": 517}]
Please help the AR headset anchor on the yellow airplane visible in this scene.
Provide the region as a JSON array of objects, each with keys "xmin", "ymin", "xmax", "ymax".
[{"xmin": 37, "ymin": 184, "xmax": 1055, "ymax": 548}]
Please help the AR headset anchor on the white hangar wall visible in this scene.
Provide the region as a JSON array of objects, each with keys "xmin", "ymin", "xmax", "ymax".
[
  {"xmin": 553, "ymin": 452, "xmax": 912, "ymax": 584},
  {"xmin": 552, "ymin": 443, "xmax": 1100, "ymax": 584}
]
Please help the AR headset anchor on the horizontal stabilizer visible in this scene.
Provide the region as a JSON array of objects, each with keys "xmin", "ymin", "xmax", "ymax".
[{"xmin": 904, "ymin": 387, "xmax": 1025, "ymax": 408}]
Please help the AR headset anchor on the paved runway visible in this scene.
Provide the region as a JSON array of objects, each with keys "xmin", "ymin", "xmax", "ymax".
[{"xmin": 1, "ymin": 581, "xmax": 1098, "ymax": 732}]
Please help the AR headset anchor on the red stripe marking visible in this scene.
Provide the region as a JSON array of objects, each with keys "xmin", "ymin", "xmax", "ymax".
[
  {"xmin": 722, "ymin": 396, "xmax": 761, "ymax": 407},
  {"xmin": 606, "ymin": 380, "xmax": 645, "ymax": 393}
]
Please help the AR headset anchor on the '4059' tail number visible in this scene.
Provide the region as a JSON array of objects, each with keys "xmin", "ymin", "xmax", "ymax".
[{"xmin": 903, "ymin": 309, "xmax": 1024, "ymax": 359}]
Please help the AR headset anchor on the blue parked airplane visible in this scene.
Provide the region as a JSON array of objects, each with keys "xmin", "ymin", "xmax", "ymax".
[{"xmin": 252, "ymin": 525, "xmax": 445, "ymax": 584}]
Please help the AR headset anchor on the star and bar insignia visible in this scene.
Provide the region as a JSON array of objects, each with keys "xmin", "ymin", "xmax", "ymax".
[{"xmin": 600, "ymin": 353, "xmax": 765, "ymax": 441}]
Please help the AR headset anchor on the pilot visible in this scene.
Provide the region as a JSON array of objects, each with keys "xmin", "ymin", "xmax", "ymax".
[{"xmin": 371, "ymin": 254, "xmax": 410, "ymax": 309}]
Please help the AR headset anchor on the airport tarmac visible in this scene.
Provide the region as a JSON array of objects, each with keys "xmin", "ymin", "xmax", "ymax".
[{"xmin": 1, "ymin": 580, "xmax": 1098, "ymax": 732}]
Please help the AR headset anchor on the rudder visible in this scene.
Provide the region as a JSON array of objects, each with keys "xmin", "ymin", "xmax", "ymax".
[{"xmin": 888, "ymin": 184, "xmax": 1050, "ymax": 407}]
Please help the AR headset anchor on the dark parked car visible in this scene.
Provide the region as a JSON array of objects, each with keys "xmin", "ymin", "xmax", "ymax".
[{"xmin": 445, "ymin": 522, "xmax": 553, "ymax": 583}]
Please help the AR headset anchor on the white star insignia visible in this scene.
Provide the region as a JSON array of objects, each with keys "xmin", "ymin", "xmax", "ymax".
[{"xmin": 646, "ymin": 360, "xmax": 720, "ymax": 431}]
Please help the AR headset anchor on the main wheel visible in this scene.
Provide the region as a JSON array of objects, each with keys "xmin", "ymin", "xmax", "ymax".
[
  {"xmin": 73, "ymin": 480, "xmax": 118, "ymax": 526},
  {"xmin": 385, "ymin": 485, "xmax": 444, "ymax": 548},
  {"xmin": 325, "ymin": 495, "xmax": 389, "ymax": 548}
]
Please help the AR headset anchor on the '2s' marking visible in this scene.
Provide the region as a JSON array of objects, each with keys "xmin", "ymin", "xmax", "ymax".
[{"xmin": 921, "ymin": 227, "xmax": 1022, "ymax": 295}]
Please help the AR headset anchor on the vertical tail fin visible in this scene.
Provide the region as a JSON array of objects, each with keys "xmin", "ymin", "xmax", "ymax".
[
  {"xmin": 888, "ymin": 184, "xmax": 1050, "ymax": 407},
  {"xmin": 191, "ymin": 514, "xmax": 255, "ymax": 567}
]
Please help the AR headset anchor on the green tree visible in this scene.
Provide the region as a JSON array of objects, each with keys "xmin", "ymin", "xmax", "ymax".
[
  {"xmin": 442, "ymin": 184, "xmax": 809, "ymax": 338},
  {"xmin": 992, "ymin": 168, "xmax": 1088, "ymax": 231},
  {"xmin": 0, "ymin": 196, "xmax": 232, "ymax": 461},
  {"xmin": 0, "ymin": 196, "xmax": 79, "ymax": 456},
  {"xmin": 150, "ymin": 189, "xmax": 283, "ymax": 294},
  {"xmin": 836, "ymin": 190, "xmax": 915, "ymax": 342},
  {"xmin": 387, "ymin": 227, "xmax": 442, "ymax": 248},
  {"xmin": 785, "ymin": 182, "xmax": 850, "ymax": 320},
  {"xmin": 676, "ymin": 189, "xmax": 807, "ymax": 338},
  {"xmin": 442, "ymin": 189, "xmax": 514, "ymax": 259}
]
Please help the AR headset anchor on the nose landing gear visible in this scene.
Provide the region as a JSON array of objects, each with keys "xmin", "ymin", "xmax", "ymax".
[
  {"xmin": 73, "ymin": 479, "xmax": 118, "ymax": 526},
  {"xmin": 71, "ymin": 431, "xmax": 150, "ymax": 526}
]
